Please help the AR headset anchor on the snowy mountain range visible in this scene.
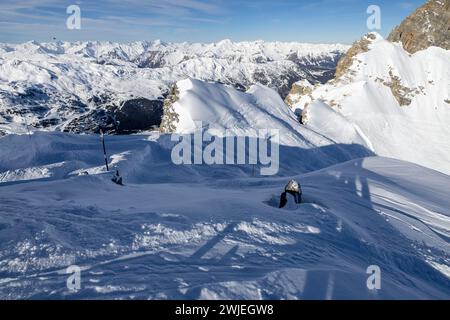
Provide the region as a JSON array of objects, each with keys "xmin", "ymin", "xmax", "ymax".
[
  {"xmin": 0, "ymin": 0, "xmax": 449, "ymax": 300},
  {"xmin": 0, "ymin": 40, "xmax": 347, "ymax": 135}
]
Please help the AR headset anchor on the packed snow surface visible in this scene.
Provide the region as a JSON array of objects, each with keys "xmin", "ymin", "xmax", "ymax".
[
  {"xmin": 0, "ymin": 33, "xmax": 449, "ymax": 300},
  {"xmin": 0, "ymin": 132, "xmax": 448, "ymax": 299}
]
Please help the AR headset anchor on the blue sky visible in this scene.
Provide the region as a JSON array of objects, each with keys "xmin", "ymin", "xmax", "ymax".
[{"xmin": 0, "ymin": 0, "xmax": 424, "ymax": 44}]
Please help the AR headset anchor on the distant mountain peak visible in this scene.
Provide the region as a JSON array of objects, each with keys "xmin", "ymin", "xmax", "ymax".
[{"xmin": 334, "ymin": 32, "xmax": 382, "ymax": 80}]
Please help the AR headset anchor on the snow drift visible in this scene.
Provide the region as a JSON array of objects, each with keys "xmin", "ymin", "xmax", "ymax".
[{"xmin": 0, "ymin": 133, "xmax": 448, "ymax": 299}]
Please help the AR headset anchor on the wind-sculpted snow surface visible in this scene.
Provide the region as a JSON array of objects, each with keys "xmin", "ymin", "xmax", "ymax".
[
  {"xmin": 0, "ymin": 132, "xmax": 448, "ymax": 299},
  {"xmin": 0, "ymin": 40, "xmax": 347, "ymax": 134}
]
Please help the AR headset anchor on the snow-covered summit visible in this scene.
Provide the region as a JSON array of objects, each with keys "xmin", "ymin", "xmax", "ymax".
[
  {"xmin": 159, "ymin": 77, "xmax": 369, "ymax": 156},
  {"xmin": 291, "ymin": 32, "xmax": 450, "ymax": 174}
]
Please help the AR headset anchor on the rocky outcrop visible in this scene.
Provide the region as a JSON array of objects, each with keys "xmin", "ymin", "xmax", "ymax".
[
  {"xmin": 115, "ymin": 98, "xmax": 163, "ymax": 134},
  {"xmin": 64, "ymin": 98, "xmax": 164, "ymax": 134},
  {"xmin": 375, "ymin": 69, "xmax": 418, "ymax": 106},
  {"xmin": 385, "ymin": 71, "xmax": 414, "ymax": 107},
  {"xmin": 334, "ymin": 33, "xmax": 377, "ymax": 79},
  {"xmin": 63, "ymin": 108, "xmax": 117, "ymax": 134},
  {"xmin": 388, "ymin": 0, "xmax": 450, "ymax": 53},
  {"xmin": 284, "ymin": 79, "xmax": 314, "ymax": 108},
  {"xmin": 159, "ymin": 84, "xmax": 180, "ymax": 133},
  {"xmin": 372, "ymin": 68, "xmax": 427, "ymax": 107}
]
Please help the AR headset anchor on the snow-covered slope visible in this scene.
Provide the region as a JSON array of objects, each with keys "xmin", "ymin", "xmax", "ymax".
[
  {"xmin": 0, "ymin": 40, "xmax": 347, "ymax": 135},
  {"xmin": 293, "ymin": 33, "xmax": 450, "ymax": 175},
  {"xmin": 162, "ymin": 78, "xmax": 335, "ymax": 147},
  {"xmin": 1, "ymin": 0, "xmax": 449, "ymax": 299},
  {"xmin": 0, "ymin": 132, "xmax": 448, "ymax": 299}
]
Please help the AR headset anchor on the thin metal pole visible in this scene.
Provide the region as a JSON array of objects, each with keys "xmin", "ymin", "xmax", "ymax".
[{"xmin": 100, "ymin": 129, "xmax": 109, "ymax": 171}]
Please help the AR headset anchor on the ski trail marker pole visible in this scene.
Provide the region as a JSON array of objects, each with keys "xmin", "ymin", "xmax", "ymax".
[{"xmin": 100, "ymin": 129, "xmax": 109, "ymax": 172}]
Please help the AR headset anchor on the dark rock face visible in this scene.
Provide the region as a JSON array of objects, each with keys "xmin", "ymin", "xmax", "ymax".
[
  {"xmin": 388, "ymin": 0, "xmax": 450, "ymax": 53},
  {"xmin": 134, "ymin": 51, "xmax": 166, "ymax": 68},
  {"xmin": 63, "ymin": 108, "xmax": 117, "ymax": 134},
  {"xmin": 64, "ymin": 98, "xmax": 164, "ymax": 134},
  {"xmin": 114, "ymin": 98, "xmax": 163, "ymax": 134}
]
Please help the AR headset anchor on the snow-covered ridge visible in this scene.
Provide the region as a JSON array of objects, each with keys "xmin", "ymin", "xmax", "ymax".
[
  {"xmin": 162, "ymin": 78, "xmax": 318, "ymax": 144},
  {"xmin": 0, "ymin": 39, "xmax": 348, "ymax": 64},
  {"xmin": 291, "ymin": 33, "xmax": 450, "ymax": 175}
]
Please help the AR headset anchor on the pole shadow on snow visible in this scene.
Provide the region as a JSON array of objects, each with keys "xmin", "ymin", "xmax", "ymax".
[{"xmin": 189, "ymin": 222, "xmax": 239, "ymax": 261}]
